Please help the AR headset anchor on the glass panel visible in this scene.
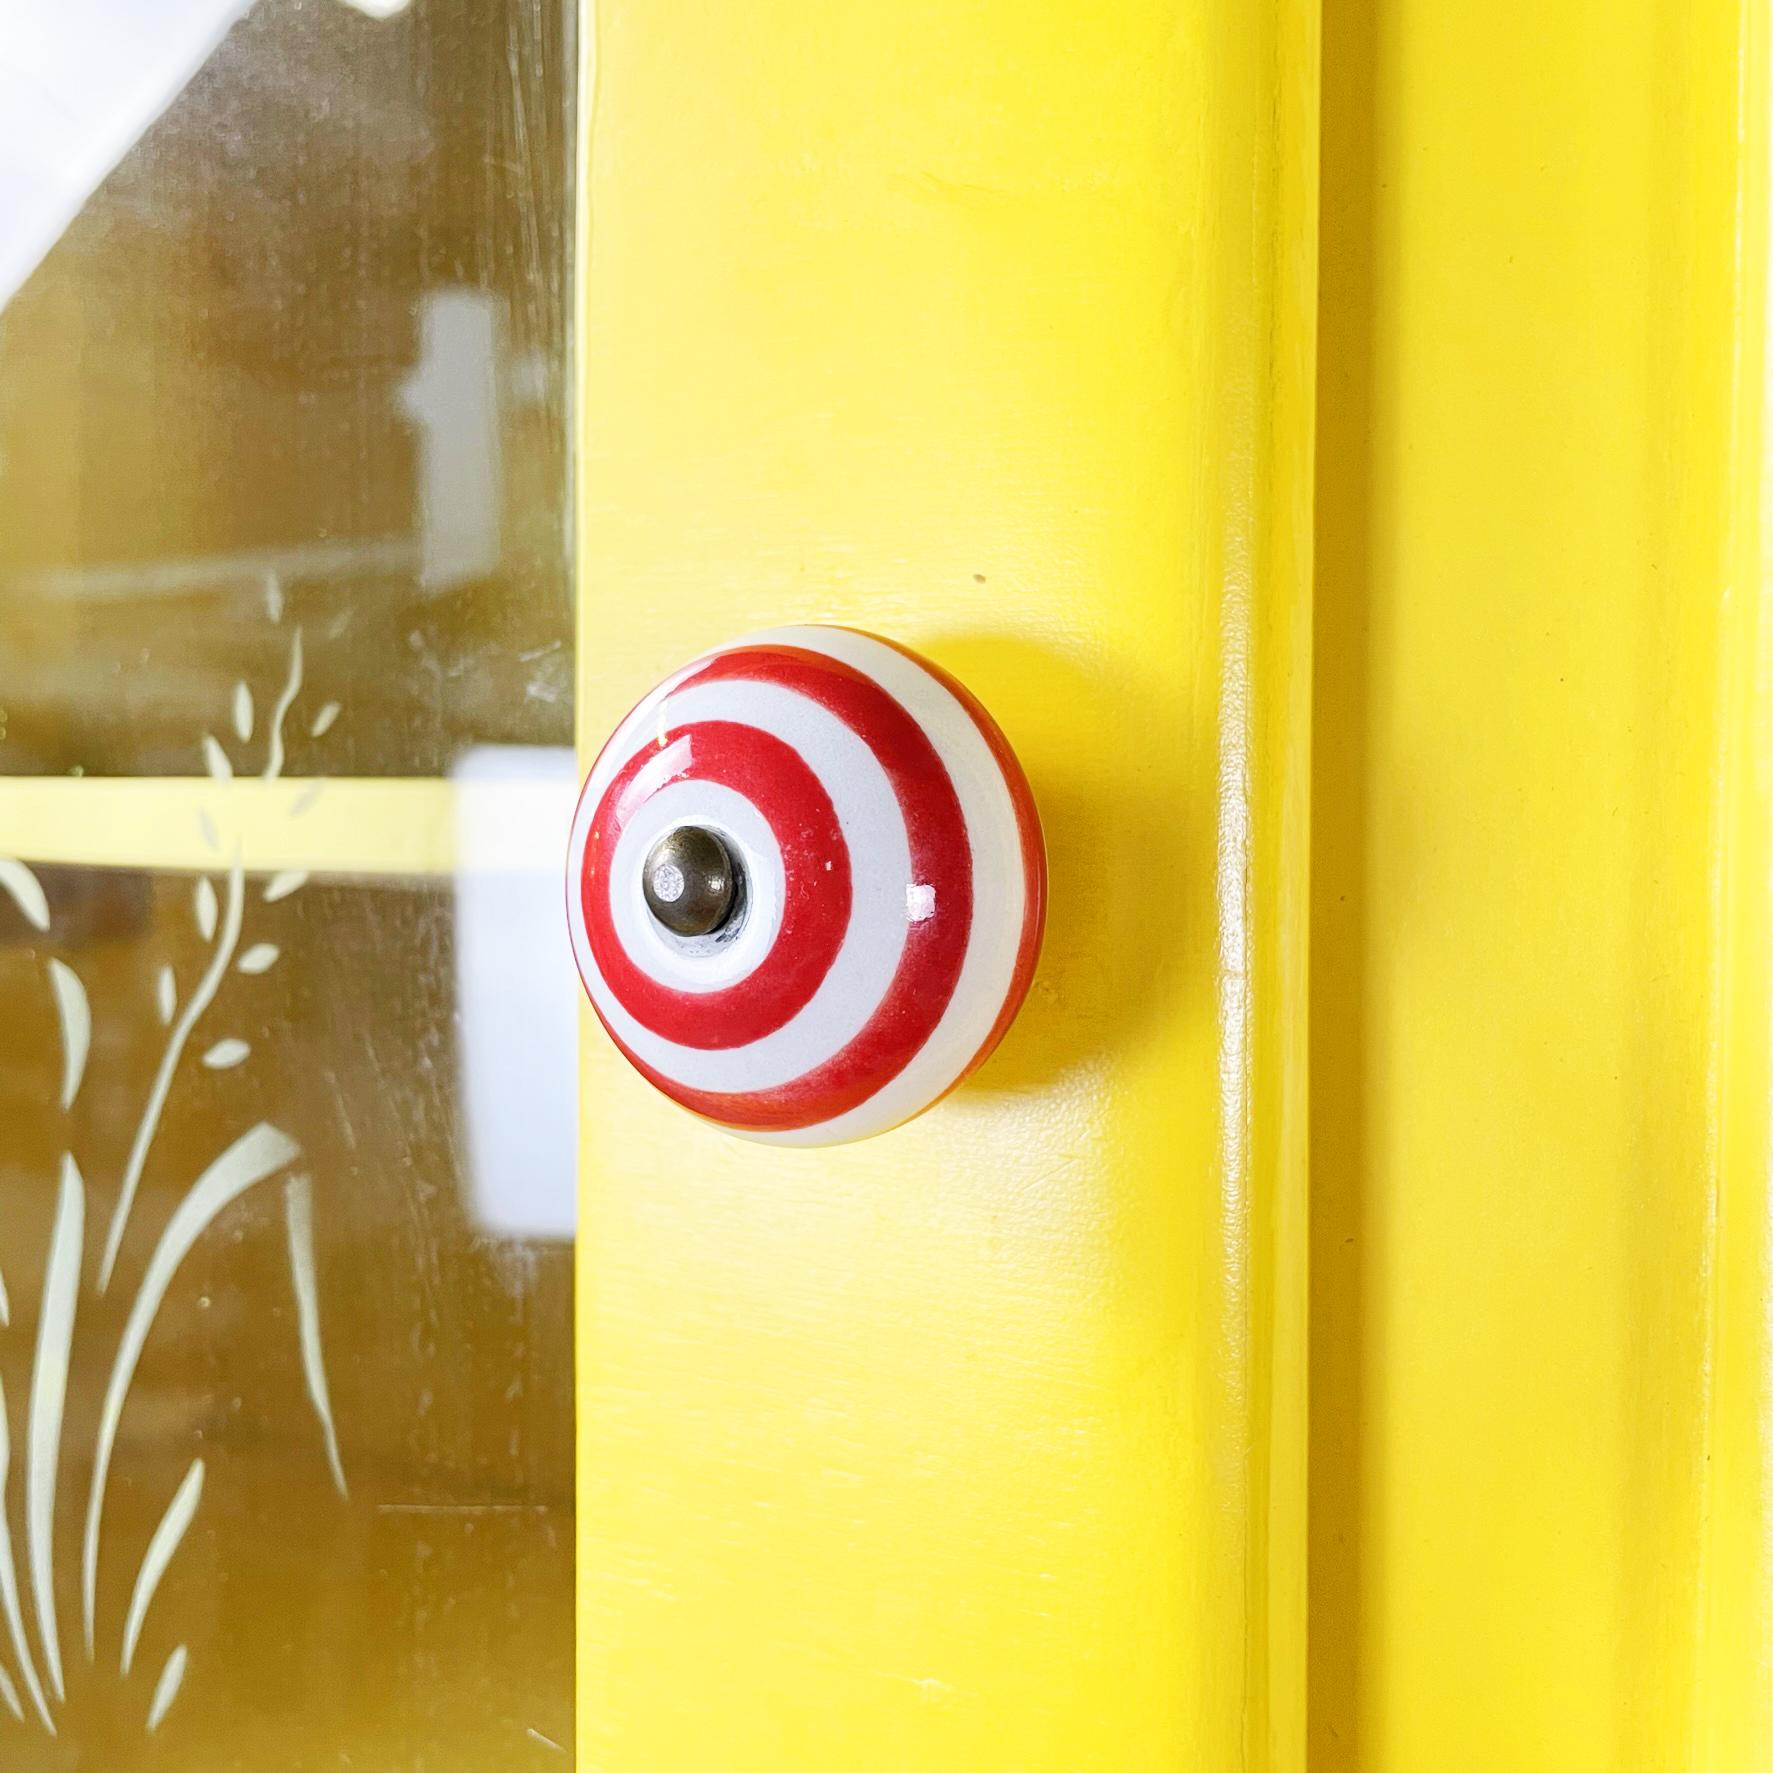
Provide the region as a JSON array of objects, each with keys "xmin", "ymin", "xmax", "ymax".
[
  {"xmin": 0, "ymin": 0, "xmax": 575, "ymax": 778},
  {"xmin": 0, "ymin": 860, "xmax": 576, "ymax": 1766},
  {"xmin": 0, "ymin": 0, "xmax": 577, "ymax": 1765}
]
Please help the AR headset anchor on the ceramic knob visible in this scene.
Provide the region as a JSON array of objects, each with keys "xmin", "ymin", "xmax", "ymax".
[{"xmin": 566, "ymin": 625, "xmax": 1046, "ymax": 1144}]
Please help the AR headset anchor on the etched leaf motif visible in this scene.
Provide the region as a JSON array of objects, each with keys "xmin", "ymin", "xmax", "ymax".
[
  {"xmin": 201, "ymin": 1040, "xmax": 250, "ymax": 1070},
  {"xmin": 147, "ymin": 1644, "xmax": 187, "ymax": 1732},
  {"xmin": 238, "ymin": 944, "xmax": 280, "ymax": 975},
  {"xmin": 310, "ymin": 701, "xmax": 340, "ymax": 738},
  {"xmin": 264, "ymin": 869, "xmax": 308, "ymax": 903},
  {"xmin": 290, "ymin": 780, "xmax": 325, "ymax": 816},
  {"xmin": 201, "ymin": 734, "xmax": 233, "ymax": 781},
  {"xmin": 198, "ymin": 810, "xmax": 219, "ymax": 852},
  {"xmin": 194, "ymin": 877, "xmax": 218, "ymax": 942},
  {"xmin": 47, "ymin": 960, "xmax": 90, "ymax": 1112},
  {"xmin": 156, "ymin": 966, "xmax": 177, "ymax": 1025},
  {"xmin": 232, "ymin": 682, "xmax": 254, "ymax": 742},
  {"xmin": 0, "ymin": 859, "xmax": 49, "ymax": 933}
]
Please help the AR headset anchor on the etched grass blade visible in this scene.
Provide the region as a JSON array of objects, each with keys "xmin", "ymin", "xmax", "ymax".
[
  {"xmin": 84, "ymin": 1123, "xmax": 299, "ymax": 1653},
  {"xmin": 285, "ymin": 1178, "xmax": 347, "ymax": 1496},
  {"xmin": 121, "ymin": 1461, "xmax": 203, "ymax": 1677},
  {"xmin": 147, "ymin": 1644, "xmax": 187, "ymax": 1732},
  {"xmin": 28, "ymin": 1157, "xmax": 82, "ymax": 1699},
  {"xmin": 0, "ymin": 1376, "xmax": 54, "ymax": 1731},
  {"xmin": 100, "ymin": 860, "xmax": 245, "ymax": 1293}
]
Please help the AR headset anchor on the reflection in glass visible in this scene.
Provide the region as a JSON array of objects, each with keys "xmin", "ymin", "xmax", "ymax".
[{"xmin": 0, "ymin": 0, "xmax": 575, "ymax": 778}]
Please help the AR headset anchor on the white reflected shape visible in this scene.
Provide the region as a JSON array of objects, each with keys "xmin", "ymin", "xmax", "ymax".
[
  {"xmin": 201, "ymin": 735, "xmax": 232, "ymax": 781},
  {"xmin": 121, "ymin": 1460, "xmax": 203, "ymax": 1676},
  {"xmin": 453, "ymin": 746, "xmax": 578, "ymax": 1240},
  {"xmin": 47, "ymin": 960, "xmax": 89, "ymax": 1111},
  {"xmin": 263, "ymin": 869, "xmax": 308, "ymax": 904},
  {"xmin": 0, "ymin": 0, "xmax": 255, "ymax": 314},
  {"xmin": 28, "ymin": 1156, "xmax": 82, "ymax": 1700},
  {"xmin": 0, "ymin": 1663, "xmax": 20, "ymax": 1721},
  {"xmin": 232, "ymin": 683, "xmax": 254, "ymax": 743},
  {"xmin": 146, "ymin": 1644, "xmax": 186, "ymax": 1732},
  {"xmin": 156, "ymin": 966, "xmax": 177, "ymax": 1026},
  {"xmin": 201, "ymin": 1039, "xmax": 249, "ymax": 1070},
  {"xmin": 238, "ymin": 944, "xmax": 279, "ymax": 975},
  {"xmin": 399, "ymin": 290, "xmax": 504, "ymax": 589}
]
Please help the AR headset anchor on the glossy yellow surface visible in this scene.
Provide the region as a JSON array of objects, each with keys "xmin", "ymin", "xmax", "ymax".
[
  {"xmin": 576, "ymin": 1, "xmax": 1317, "ymax": 1768},
  {"xmin": 1312, "ymin": 1, "xmax": 1773, "ymax": 1768},
  {"xmin": 580, "ymin": 0, "xmax": 1773, "ymax": 1765}
]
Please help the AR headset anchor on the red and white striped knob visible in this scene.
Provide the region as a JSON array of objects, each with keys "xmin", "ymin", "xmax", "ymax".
[{"xmin": 567, "ymin": 626, "xmax": 1046, "ymax": 1144}]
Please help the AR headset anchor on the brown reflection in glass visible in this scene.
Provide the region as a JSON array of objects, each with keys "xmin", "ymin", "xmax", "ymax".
[
  {"xmin": 0, "ymin": 867, "xmax": 572, "ymax": 1768},
  {"xmin": 0, "ymin": 0, "xmax": 574, "ymax": 778}
]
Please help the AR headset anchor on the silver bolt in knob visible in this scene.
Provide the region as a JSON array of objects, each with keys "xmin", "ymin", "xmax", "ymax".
[{"xmin": 642, "ymin": 826, "xmax": 738, "ymax": 937}]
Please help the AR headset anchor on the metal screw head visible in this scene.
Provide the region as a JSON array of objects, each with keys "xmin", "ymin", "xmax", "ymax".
[{"xmin": 642, "ymin": 826, "xmax": 738, "ymax": 937}]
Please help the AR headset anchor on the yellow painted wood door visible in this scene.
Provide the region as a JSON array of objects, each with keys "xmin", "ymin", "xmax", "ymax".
[
  {"xmin": 577, "ymin": 3, "xmax": 1318, "ymax": 1769},
  {"xmin": 578, "ymin": 2, "xmax": 1773, "ymax": 1772},
  {"xmin": 0, "ymin": 0, "xmax": 1770, "ymax": 1768}
]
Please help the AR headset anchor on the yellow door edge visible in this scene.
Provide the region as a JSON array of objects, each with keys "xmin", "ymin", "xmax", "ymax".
[
  {"xmin": 1248, "ymin": 1, "xmax": 1320, "ymax": 1766},
  {"xmin": 1695, "ymin": 2, "xmax": 1773, "ymax": 1759}
]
